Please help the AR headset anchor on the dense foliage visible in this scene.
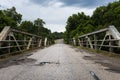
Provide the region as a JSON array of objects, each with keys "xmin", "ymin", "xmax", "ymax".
[
  {"xmin": 52, "ymin": 32, "xmax": 64, "ymax": 39},
  {"xmin": 64, "ymin": 1, "xmax": 120, "ymax": 43},
  {"xmin": 0, "ymin": 7, "xmax": 54, "ymax": 42},
  {"xmin": 0, "ymin": 7, "xmax": 22, "ymax": 30}
]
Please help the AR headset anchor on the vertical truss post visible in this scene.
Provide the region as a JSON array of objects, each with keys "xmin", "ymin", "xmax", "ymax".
[
  {"xmin": 94, "ymin": 34, "xmax": 97, "ymax": 50},
  {"xmin": 73, "ymin": 38, "xmax": 76, "ymax": 46},
  {"xmin": 38, "ymin": 38, "xmax": 42, "ymax": 47},
  {"xmin": 86, "ymin": 36, "xmax": 89, "ymax": 48},
  {"xmin": 24, "ymin": 35, "xmax": 27, "ymax": 49},
  {"xmin": 0, "ymin": 26, "xmax": 11, "ymax": 47},
  {"xmin": 86, "ymin": 36, "xmax": 93, "ymax": 49},
  {"xmin": 32, "ymin": 37, "xmax": 34, "ymax": 48},
  {"xmin": 44, "ymin": 37, "xmax": 47, "ymax": 47},
  {"xmin": 8, "ymin": 34, "xmax": 11, "ymax": 54},
  {"xmin": 27, "ymin": 37, "xmax": 33, "ymax": 50},
  {"xmin": 109, "ymin": 35, "xmax": 113, "ymax": 52},
  {"xmin": 78, "ymin": 38, "xmax": 82, "ymax": 46}
]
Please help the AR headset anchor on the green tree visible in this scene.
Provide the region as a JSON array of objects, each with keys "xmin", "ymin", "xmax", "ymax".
[
  {"xmin": 4, "ymin": 7, "xmax": 22, "ymax": 25},
  {"xmin": 52, "ymin": 32, "xmax": 63, "ymax": 39},
  {"xmin": 34, "ymin": 18, "xmax": 46, "ymax": 35},
  {"xmin": 64, "ymin": 1, "xmax": 120, "ymax": 43},
  {"xmin": 64, "ymin": 12, "xmax": 91, "ymax": 43},
  {"xmin": 19, "ymin": 21, "xmax": 35, "ymax": 34},
  {"xmin": 0, "ymin": 10, "xmax": 16, "ymax": 30}
]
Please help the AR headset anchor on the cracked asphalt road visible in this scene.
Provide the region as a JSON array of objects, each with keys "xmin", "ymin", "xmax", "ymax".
[{"xmin": 0, "ymin": 40, "xmax": 120, "ymax": 80}]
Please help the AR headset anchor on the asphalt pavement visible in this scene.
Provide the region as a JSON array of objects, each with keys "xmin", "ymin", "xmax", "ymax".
[{"xmin": 0, "ymin": 39, "xmax": 119, "ymax": 80}]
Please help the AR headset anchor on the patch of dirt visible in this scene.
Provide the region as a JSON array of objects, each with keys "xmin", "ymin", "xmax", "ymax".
[
  {"xmin": 83, "ymin": 55, "xmax": 120, "ymax": 73},
  {"xmin": 35, "ymin": 62, "xmax": 60, "ymax": 66},
  {"xmin": 105, "ymin": 68, "xmax": 120, "ymax": 73},
  {"xmin": 83, "ymin": 56, "xmax": 102, "ymax": 60},
  {"xmin": 12, "ymin": 58, "xmax": 36, "ymax": 64},
  {"xmin": 0, "ymin": 58, "xmax": 36, "ymax": 69},
  {"xmin": 75, "ymin": 49, "xmax": 80, "ymax": 52},
  {"xmin": 0, "ymin": 52, "xmax": 37, "ymax": 69},
  {"xmin": 95, "ymin": 61, "xmax": 120, "ymax": 73},
  {"xmin": 69, "ymin": 46, "xmax": 75, "ymax": 48},
  {"xmin": 72, "ymin": 46, "xmax": 120, "ymax": 73}
]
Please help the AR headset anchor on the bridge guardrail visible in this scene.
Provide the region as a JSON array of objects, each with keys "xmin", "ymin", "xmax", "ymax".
[
  {"xmin": 0, "ymin": 26, "xmax": 52, "ymax": 55},
  {"xmin": 71, "ymin": 25, "xmax": 120, "ymax": 52}
]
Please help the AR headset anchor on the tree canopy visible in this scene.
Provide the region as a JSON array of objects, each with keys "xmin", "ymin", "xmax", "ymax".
[
  {"xmin": 52, "ymin": 32, "xmax": 64, "ymax": 39},
  {"xmin": 0, "ymin": 7, "xmax": 54, "ymax": 43},
  {"xmin": 0, "ymin": 7, "xmax": 22, "ymax": 30},
  {"xmin": 64, "ymin": 1, "xmax": 120, "ymax": 43}
]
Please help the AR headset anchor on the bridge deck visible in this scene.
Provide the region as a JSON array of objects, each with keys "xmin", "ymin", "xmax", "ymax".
[{"xmin": 0, "ymin": 40, "xmax": 120, "ymax": 80}]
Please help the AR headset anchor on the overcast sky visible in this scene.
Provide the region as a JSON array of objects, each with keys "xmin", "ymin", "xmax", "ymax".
[{"xmin": 0, "ymin": 0, "xmax": 116, "ymax": 32}]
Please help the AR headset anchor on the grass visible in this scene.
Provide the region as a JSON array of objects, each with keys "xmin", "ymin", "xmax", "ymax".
[
  {"xmin": 77, "ymin": 46, "xmax": 120, "ymax": 59},
  {"xmin": 0, "ymin": 44, "xmax": 53, "ymax": 61},
  {"xmin": 0, "ymin": 47, "xmax": 43, "ymax": 61}
]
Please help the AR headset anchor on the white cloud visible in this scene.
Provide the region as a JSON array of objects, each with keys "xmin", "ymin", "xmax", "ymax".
[
  {"xmin": 0, "ymin": 0, "xmax": 95, "ymax": 32},
  {"xmin": 45, "ymin": 24, "xmax": 65, "ymax": 32}
]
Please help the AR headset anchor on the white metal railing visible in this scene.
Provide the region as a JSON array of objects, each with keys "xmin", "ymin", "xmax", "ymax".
[
  {"xmin": 77, "ymin": 25, "xmax": 120, "ymax": 52},
  {"xmin": 0, "ymin": 26, "xmax": 50, "ymax": 55}
]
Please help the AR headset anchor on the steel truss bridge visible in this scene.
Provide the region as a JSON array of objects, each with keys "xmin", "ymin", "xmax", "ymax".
[
  {"xmin": 0, "ymin": 26, "xmax": 52, "ymax": 55},
  {"xmin": 72, "ymin": 25, "xmax": 120, "ymax": 52}
]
